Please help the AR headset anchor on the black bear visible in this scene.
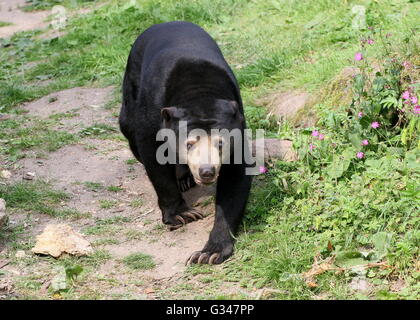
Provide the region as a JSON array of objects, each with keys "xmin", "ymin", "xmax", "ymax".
[{"xmin": 119, "ymin": 21, "xmax": 253, "ymax": 265}]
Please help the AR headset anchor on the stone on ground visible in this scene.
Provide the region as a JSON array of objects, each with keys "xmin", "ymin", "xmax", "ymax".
[
  {"xmin": 253, "ymin": 138, "xmax": 297, "ymax": 162},
  {"xmin": 32, "ymin": 224, "xmax": 93, "ymax": 258},
  {"xmin": 258, "ymin": 90, "xmax": 310, "ymax": 120},
  {"xmin": 0, "ymin": 198, "xmax": 7, "ymax": 228}
]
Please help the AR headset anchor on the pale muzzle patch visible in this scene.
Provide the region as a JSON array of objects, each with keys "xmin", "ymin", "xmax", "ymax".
[{"xmin": 185, "ymin": 134, "xmax": 227, "ymax": 185}]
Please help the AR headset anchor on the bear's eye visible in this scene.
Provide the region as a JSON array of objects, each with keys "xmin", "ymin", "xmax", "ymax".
[{"xmin": 187, "ymin": 142, "xmax": 194, "ymax": 150}]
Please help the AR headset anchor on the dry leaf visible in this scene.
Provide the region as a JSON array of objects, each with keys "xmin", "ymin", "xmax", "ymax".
[
  {"xmin": 302, "ymin": 254, "xmax": 341, "ymax": 288},
  {"xmin": 144, "ymin": 288, "xmax": 155, "ymax": 294},
  {"xmin": 327, "ymin": 241, "xmax": 333, "ymax": 252},
  {"xmin": 302, "ymin": 253, "xmax": 391, "ymax": 288}
]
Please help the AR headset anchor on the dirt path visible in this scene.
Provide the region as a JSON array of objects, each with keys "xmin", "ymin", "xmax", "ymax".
[{"xmin": 0, "ymin": 0, "xmax": 50, "ymax": 38}]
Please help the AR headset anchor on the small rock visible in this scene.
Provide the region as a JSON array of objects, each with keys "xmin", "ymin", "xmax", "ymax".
[
  {"xmin": 0, "ymin": 199, "xmax": 7, "ymax": 228},
  {"xmin": 390, "ymin": 279, "xmax": 406, "ymax": 292},
  {"xmin": 0, "ymin": 199, "xmax": 6, "ymax": 212},
  {"xmin": 0, "ymin": 114, "xmax": 11, "ymax": 121},
  {"xmin": 252, "ymin": 138, "xmax": 298, "ymax": 162},
  {"xmin": 1, "ymin": 170, "xmax": 11, "ymax": 179},
  {"xmin": 32, "ymin": 224, "xmax": 93, "ymax": 258},
  {"xmin": 349, "ymin": 277, "xmax": 371, "ymax": 292},
  {"xmin": 15, "ymin": 250, "xmax": 26, "ymax": 258},
  {"xmin": 23, "ymin": 172, "xmax": 36, "ymax": 180},
  {"xmin": 351, "ymin": 5, "xmax": 366, "ymax": 30},
  {"xmin": 257, "ymin": 90, "xmax": 310, "ymax": 120},
  {"xmin": 0, "ymin": 279, "xmax": 13, "ymax": 293}
]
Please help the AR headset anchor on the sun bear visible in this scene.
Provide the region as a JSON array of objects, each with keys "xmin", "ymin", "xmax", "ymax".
[{"xmin": 119, "ymin": 21, "xmax": 253, "ymax": 264}]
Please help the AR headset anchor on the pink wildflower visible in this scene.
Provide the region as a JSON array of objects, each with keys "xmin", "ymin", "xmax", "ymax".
[
  {"xmin": 259, "ymin": 166, "xmax": 268, "ymax": 174},
  {"xmin": 355, "ymin": 52, "xmax": 363, "ymax": 61},
  {"xmin": 411, "ymin": 96, "xmax": 418, "ymax": 105},
  {"xmin": 358, "ymin": 112, "xmax": 363, "ymax": 118},
  {"xmin": 318, "ymin": 134, "xmax": 325, "ymax": 141},
  {"xmin": 371, "ymin": 121, "xmax": 380, "ymax": 129},
  {"xmin": 361, "ymin": 139, "xmax": 369, "ymax": 146},
  {"xmin": 356, "ymin": 152, "xmax": 364, "ymax": 159},
  {"xmin": 414, "ymin": 105, "xmax": 420, "ymax": 114},
  {"xmin": 402, "ymin": 91, "xmax": 410, "ymax": 100},
  {"xmin": 311, "ymin": 130, "xmax": 319, "ymax": 137},
  {"xmin": 402, "ymin": 61, "xmax": 412, "ymax": 69},
  {"xmin": 367, "ymin": 38, "xmax": 374, "ymax": 45},
  {"xmin": 309, "ymin": 143, "xmax": 315, "ymax": 151}
]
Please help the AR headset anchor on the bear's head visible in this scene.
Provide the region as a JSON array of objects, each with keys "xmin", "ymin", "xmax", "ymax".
[{"xmin": 161, "ymin": 98, "xmax": 244, "ymax": 185}]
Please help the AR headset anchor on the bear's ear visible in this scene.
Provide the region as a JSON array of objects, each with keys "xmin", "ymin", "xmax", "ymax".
[
  {"xmin": 228, "ymin": 100, "xmax": 239, "ymax": 115},
  {"xmin": 161, "ymin": 107, "xmax": 178, "ymax": 126},
  {"xmin": 228, "ymin": 100, "xmax": 244, "ymax": 122}
]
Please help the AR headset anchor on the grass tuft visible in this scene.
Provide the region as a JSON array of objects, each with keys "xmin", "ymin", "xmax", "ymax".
[{"xmin": 123, "ymin": 252, "xmax": 156, "ymax": 270}]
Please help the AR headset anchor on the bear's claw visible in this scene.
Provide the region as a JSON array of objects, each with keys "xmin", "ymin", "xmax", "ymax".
[
  {"xmin": 186, "ymin": 251, "xmax": 222, "ymax": 265},
  {"xmin": 175, "ymin": 215, "xmax": 186, "ymax": 225},
  {"xmin": 167, "ymin": 209, "xmax": 204, "ymax": 231}
]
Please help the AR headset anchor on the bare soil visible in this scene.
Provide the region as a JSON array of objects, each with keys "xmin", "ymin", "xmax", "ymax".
[{"xmin": 0, "ymin": 0, "xmax": 50, "ymax": 38}]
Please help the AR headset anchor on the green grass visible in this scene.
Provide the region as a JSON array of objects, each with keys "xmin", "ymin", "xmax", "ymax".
[
  {"xmin": 21, "ymin": 0, "xmax": 98, "ymax": 12},
  {"xmin": 124, "ymin": 229, "xmax": 145, "ymax": 241},
  {"xmin": 83, "ymin": 224, "xmax": 122, "ymax": 236},
  {"xmin": 92, "ymin": 238, "xmax": 119, "ymax": 246},
  {"xmin": 123, "ymin": 252, "xmax": 156, "ymax": 270},
  {"xmin": 106, "ymin": 185, "xmax": 122, "ymax": 192},
  {"xmin": 48, "ymin": 110, "xmax": 79, "ymax": 120},
  {"xmin": 0, "ymin": 0, "xmax": 417, "ymax": 121},
  {"xmin": 98, "ymin": 199, "xmax": 117, "ymax": 209},
  {"xmin": 125, "ymin": 159, "xmax": 137, "ymax": 165},
  {"xmin": 82, "ymin": 181, "xmax": 104, "ymax": 191},
  {"xmin": 129, "ymin": 199, "xmax": 143, "ymax": 208},
  {"xmin": 79, "ymin": 123, "xmax": 118, "ymax": 138},
  {"xmin": 0, "ymin": 181, "xmax": 84, "ymax": 218},
  {"xmin": 59, "ymin": 249, "xmax": 112, "ymax": 267},
  {"xmin": 0, "ymin": 21, "xmax": 12, "ymax": 27},
  {"xmin": 0, "ymin": 116, "xmax": 78, "ymax": 162},
  {"xmin": 95, "ymin": 216, "xmax": 131, "ymax": 225}
]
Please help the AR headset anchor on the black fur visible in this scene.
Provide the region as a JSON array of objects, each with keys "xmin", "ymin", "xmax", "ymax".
[{"xmin": 119, "ymin": 21, "xmax": 253, "ymax": 264}]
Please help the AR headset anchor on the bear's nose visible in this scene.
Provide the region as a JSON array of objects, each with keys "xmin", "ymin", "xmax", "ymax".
[{"xmin": 199, "ymin": 165, "xmax": 215, "ymax": 180}]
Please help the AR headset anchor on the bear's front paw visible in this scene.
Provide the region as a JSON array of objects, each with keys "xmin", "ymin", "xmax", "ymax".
[
  {"xmin": 186, "ymin": 242, "xmax": 233, "ymax": 265},
  {"xmin": 164, "ymin": 209, "xmax": 204, "ymax": 231}
]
